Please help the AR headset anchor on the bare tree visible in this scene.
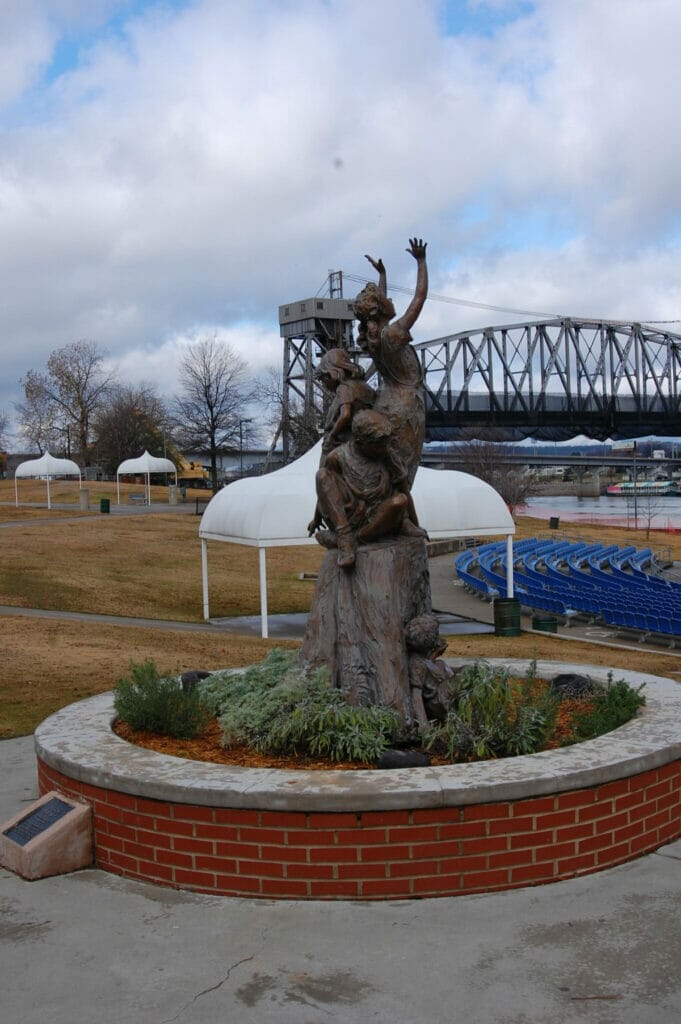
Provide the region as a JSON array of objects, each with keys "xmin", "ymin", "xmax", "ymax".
[
  {"xmin": 454, "ymin": 435, "xmax": 537, "ymax": 512},
  {"xmin": 0, "ymin": 409, "xmax": 8, "ymax": 450},
  {"xmin": 173, "ymin": 336, "xmax": 255, "ymax": 490},
  {"xmin": 17, "ymin": 341, "xmax": 114, "ymax": 464},
  {"xmin": 256, "ymin": 366, "xmax": 321, "ymax": 463},
  {"xmin": 93, "ymin": 383, "xmax": 171, "ymax": 477}
]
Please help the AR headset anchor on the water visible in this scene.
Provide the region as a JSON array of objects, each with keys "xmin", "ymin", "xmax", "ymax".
[{"xmin": 520, "ymin": 494, "xmax": 681, "ymax": 531}]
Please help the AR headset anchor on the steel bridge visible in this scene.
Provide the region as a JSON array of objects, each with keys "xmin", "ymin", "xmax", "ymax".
[{"xmin": 416, "ymin": 317, "xmax": 681, "ymax": 442}]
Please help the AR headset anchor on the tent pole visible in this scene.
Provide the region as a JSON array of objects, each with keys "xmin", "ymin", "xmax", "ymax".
[
  {"xmin": 506, "ymin": 534, "xmax": 514, "ymax": 598},
  {"xmin": 259, "ymin": 547, "xmax": 269, "ymax": 638},
  {"xmin": 47, "ymin": 476, "xmax": 51, "ymax": 510},
  {"xmin": 201, "ymin": 539, "xmax": 210, "ymax": 620},
  {"xmin": 116, "ymin": 474, "xmax": 120, "ymax": 505},
  {"xmin": 14, "ymin": 476, "xmax": 18, "ymax": 507}
]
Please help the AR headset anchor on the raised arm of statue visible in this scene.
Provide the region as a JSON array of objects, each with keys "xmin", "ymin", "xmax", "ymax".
[
  {"xmin": 365, "ymin": 254, "xmax": 387, "ymax": 297},
  {"xmin": 395, "ymin": 238, "xmax": 428, "ymax": 334}
]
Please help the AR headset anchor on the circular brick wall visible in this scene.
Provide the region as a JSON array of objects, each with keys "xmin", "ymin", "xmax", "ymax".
[{"xmin": 35, "ymin": 660, "xmax": 681, "ymax": 900}]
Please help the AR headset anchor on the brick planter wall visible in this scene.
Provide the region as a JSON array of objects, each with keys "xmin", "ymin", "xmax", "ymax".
[{"xmin": 37, "ymin": 757, "xmax": 681, "ymax": 900}]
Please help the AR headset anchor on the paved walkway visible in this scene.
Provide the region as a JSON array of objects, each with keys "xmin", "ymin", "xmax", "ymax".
[{"xmin": 2, "ymin": 733, "xmax": 681, "ymax": 1023}]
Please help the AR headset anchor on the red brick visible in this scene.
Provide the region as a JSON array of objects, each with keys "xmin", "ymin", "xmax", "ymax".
[
  {"xmin": 195, "ymin": 855, "xmax": 238, "ymax": 873},
  {"xmin": 597, "ymin": 779, "xmax": 631, "ymax": 800},
  {"xmin": 535, "ymin": 809, "xmax": 578, "ymax": 830},
  {"xmin": 361, "ymin": 878, "xmax": 414, "ymax": 898},
  {"xmin": 629, "ymin": 802, "xmax": 653, "ymax": 824},
  {"xmin": 579, "ymin": 833, "xmax": 614, "ymax": 855},
  {"xmin": 489, "ymin": 815, "xmax": 534, "ymax": 835},
  {"xmin": 309, "ymin": 846, "xmax": 358, "ymax": 864},
  {"xmin": 195, "ymin": 824, "xmax": 239, "ymax": 842},
  {"xmin": 459, "ymin": 868, "xmax": 509, "ymax": 891},
  {"xmin": 511, "ymin": 862, "xmax": 555, "ymax": 884},
  {"xmin": 173, "ymin": 836, "xmax": 215, "ymax": 855},
  {"xmin": 463, "ymin": 803, "xmax": 510, "ymax": 821},
  {"xmin": 123, "ymin": 840, "xmax": 154, "ymax": 860},
  {"xmin": 105, "ymin": 821, "xmax": 137, "ymax": 842},
  {"xmin": 97, "ymin": 834, "xmax": 124, "ymax": 854},
  {"xmin": 215, "ymin": 873, "xmax": 261, "ymax": 893},
  {"xmin": 360, "ymin": 810, "xmax": 411, "ymax": 827},
  {"xmin": 555, "ymin": 823, "xmax": 593, "ymax": 843},
  {"xmin": 513, "ymin": 796, "xmax": 556, "ymax": 816},
  {"xmin": 139, "ymin": 861, "xmax": 174, "ymax": 883},
  {"xmin": 578, "ymin": 802, "xmax": 613, "ymax": 823},
  {"xmin": 657, "ymin": 763, "xmax": 681, "ymax": 781},
  {"xmin": 286, "ymin": 862, "xmax": 335, "ymax": 880},
  {"xmin": 556, "ymin": 853, "xmax": 596, "ymax": 875},
  {"xmin": 510, "ymin": 829, "xmax": 553, "ymax": 850},
  {"xmin": 440, "ymin": 821, "xmax": 487, "ymax": 841},
  {"xmin": 388, "ymin": 825, "xmax": 439, "ymax": 844},
  {"xmin": 106, "ymin": 791, "xmax": 138, "ymax": 810},
  {"xmin": 556, "ymin": 789, "xmax": 596, "ymax": 810},
  {"xmin": 308, "ymin": 812, "xmax": 360, "ymax": 828},
  {"xmin": 645, "ymin": 809, "xmax": 671, "ymax": 831},
  {"xmin": 658, "ymin": 821, "xmax": 681, "ymax": 843},
  {"xmin": 260, "ymin": 811, "xmax": 307, "ymax": 828},
  {"xmin": 488, "ymin": 849, "xmax": 534, "ymax": 869},
  {"xmin": 173, "ymin": 868, "xmax": 217, "ymax": 889},
  {"xmin": 213, "ymin": 808, "xmax": 259, "ymax": 825},
  {"xmin": 597, "ymin": 842, "xmax": 629, "ymax": 865},
  {"xmin": 337, "ymin": 862, "xmax": 389, "ymax": 880},
  {"xmin": 410, "ymin": 841, "xmax": 456, "ymax": 861},
  {"xmin": 644, "ymin": 780, "xmax": 672, "ymax": 802},
  {"xmin": 237, "ymin": 859, "xmax": 285, "ymax": 878},
  {"xmin": 215, "ymin": 841, "xmax": 259, "ymax": 859},
  {"xmin": 440, "ymin": 854, "xmax": 488, "ymax": 874},
  {"xmin": 360, "ymin": 843, "xmax": 410, "ymax": 862},
  {"xmin": 597, "ymin": 811, "xmax": 628, "ymax": 833},
  {"xmin": 285, "ymin": 829, "xmax": 336, "ymax": 846},
  {"xmin": 238, "ymin": 826, "xmax": 287, "ymax": 844},
  {"xmin": 309, "ymin": 880, "xmax": 359, "ymax": 898},
  {"xmin": 336, "ymin": 827, "xmax": 385, "ymax": 845},
  {"xmin": 389, "ymin": 859, "xmax": 439, "ymax": 878},
  {"xmin": 412, "ymin": 807, "xmax": 460, "ymax": 825},
  {"xmin": 613, "ymin": 822, "xmax": 644, "ymax": 845},
  {"xmin": 462, "ymin": 835, "xmax": 508, "ymax": 856},
  {"xmin": 260, "ymin": 878, "xmax": 310, "ymax": 898},
  {"xmin": 629, "ymin": 832, "xmax": 657, "ymax": 855},
  {"xmin": 171, "ymin": 804, "xmax": 214, "ymax": 823},
  {"xmin": 656, "ymin": 791, "xmax": 681, "ymax": 813},
  {"xmin": 155, "ymin": 848, "xmax": 193, "ymax": 869},
  {"xmin": 615, "ymin": 789, "xmax": 646, "ymax": 812},
  {"xmin": 412, "ymin": 876, "xmax": 460, "ymax": 895},
  {"xmin": 104, "ymin": 851, "xmax": 139, "ymax": 873},
  {"xmin": 136, "ymin": 796, "xmax": 170, "ymax": 816},
  {"xmin": 260, "ymin": 844, "xmax": 308, "ymax": 863},
  {"xmin": 535, "ymin": 841, "xmax": 575, "ymax": 862}
]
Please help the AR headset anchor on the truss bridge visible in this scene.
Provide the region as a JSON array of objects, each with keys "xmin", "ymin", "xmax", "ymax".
[{"xmin": 417, "ymin": 318, "xmax": 681, "ymax": 442}]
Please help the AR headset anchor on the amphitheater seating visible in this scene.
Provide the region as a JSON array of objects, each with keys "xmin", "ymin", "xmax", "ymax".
[{"xmin": 454, "ymin": 536, "xmax": 681, "ymax": 641}]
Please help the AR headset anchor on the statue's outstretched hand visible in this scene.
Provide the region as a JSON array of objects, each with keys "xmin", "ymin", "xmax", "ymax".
[
  {"xmin": 364, "ymin": 254, "xmax": 385, "ymax": 275},
  {"xmin": 406, "ymin": 238, "xmax": 427, "ymax": 260}
]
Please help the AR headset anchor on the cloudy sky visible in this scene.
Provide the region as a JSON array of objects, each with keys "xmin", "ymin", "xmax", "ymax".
[{"xmin": 2, "ymin": 0, "xmax": 681, "ymax": 444}]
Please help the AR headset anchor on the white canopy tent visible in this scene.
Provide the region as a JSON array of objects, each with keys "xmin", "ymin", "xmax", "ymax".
[
  {"xmin": 199, "ymin": 442, "xmax": 515, "ymax": 637},
  {"xmin": 115, "ymin": 450, "xmax": 177, "ymax": 505},
  {"xmin": 14, "ymin": 452, "xmax": 82, "ymax": 510}
]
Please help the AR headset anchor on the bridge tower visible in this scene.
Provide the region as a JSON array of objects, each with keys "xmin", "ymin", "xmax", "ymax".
[{"xmin": 277, "ymin": 271, "xmax": 355, "ymax": 460}]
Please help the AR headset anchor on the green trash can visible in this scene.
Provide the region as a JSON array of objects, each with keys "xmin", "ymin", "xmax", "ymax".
[
  {"xmin": 100, "ymin": 497, "xmax": 110, "ymax": 514},
  {"xmin": 493, "ymin": 597, "xmax": 521, "ymax": 637},
  {"xmin": 549, "ymin": 516, "xmax": 560, "ymax": 530},
  {"xmin": 532, "ymin": 615, "xmax": 558, "ymax": 633}
]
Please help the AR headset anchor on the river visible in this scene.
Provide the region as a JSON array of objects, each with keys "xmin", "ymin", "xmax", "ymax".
[{"xmin": 520, "ymin": 494, "xmax": 681, "ymax": 531}]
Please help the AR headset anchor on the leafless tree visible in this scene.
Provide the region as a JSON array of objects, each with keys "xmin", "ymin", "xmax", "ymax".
[
  {"xmin": 173, "ymin": 336, "xmax": 255, "ymax": 490},
  {"xmin": 454, "ymin": 434, "xmax": 538, "ymax": 512},
  {"xmin": 256, "ymin": 366, "xmax": 321, "ymax": 463},
  {"xmin": 0, "ymin": 409, "xmax": 8, "ymax": 450},
  {"xmin": 92, "ymin": 383, "xmax": 171, "ymax": 477},
  {"xmin": 17, "ymin": 341, "xmax": 114, "ymax": 463}
]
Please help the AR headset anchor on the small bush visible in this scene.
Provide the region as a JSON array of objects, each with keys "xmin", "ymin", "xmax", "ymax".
[
  {"xmin": 114, "ymin": 659, "xmax": 209, "ymax": 739},
  {"xmin": 564, "ymin": 675, "xmax": 646, "ymax": 745},
  {"xmin": 423, "ymin": 659, "xmax": 557, "ymax": 761},
  {"xmin": 200, "ymin": 650, "xmax": 400, "ymax": 763}
]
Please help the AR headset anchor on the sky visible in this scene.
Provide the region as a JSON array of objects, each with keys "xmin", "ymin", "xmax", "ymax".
[{"xmin": 2, "ymin": 0, "xmax": 681, "ymax": 447}]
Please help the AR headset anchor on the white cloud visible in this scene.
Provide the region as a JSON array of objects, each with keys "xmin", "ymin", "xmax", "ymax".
[{"xmin": 2, "ymin": 0, "xmax": 681, "ymax": 441}]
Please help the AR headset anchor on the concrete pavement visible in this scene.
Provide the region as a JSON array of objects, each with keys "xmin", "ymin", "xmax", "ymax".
[{"xmin": 2, "ymin": 733, "xmax": 681, "ymax": 1023}]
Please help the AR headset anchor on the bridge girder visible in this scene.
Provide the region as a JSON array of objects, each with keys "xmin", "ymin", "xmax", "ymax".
[{"xmin": 416, "ymin": 318, "xmax": 681, "ymax": 442}]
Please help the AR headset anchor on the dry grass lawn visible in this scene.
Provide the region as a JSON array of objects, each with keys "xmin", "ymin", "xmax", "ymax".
[{"xmin": 1, "ymin": 489, "xmax": 680, "ymax": 738}]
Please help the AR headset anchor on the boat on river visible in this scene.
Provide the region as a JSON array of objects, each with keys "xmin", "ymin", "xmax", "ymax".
[{"xmin": 606, "ymin": 480, "xmax": 681, "ymax": 497}]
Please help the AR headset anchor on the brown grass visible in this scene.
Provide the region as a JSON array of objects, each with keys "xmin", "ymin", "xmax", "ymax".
[{"xmin": 1, "ymin": 492, "xmax": 680, "ymax": 738}]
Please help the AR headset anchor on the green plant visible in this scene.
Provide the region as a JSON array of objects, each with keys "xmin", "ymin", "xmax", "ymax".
[
  {"xmin": 113, "ymin": 659, "xmax": 209, "ymax": 739},
  {"xmin": 424, "ymin": 659, "xmax": 557, "ymax": 761},
  {"xmin": 200, "ymin": 649, "xmax": 400, "ymax": 763},
  {"xmin": 564, "ymin": 674, "xmax": 646, "ymax": 745}
]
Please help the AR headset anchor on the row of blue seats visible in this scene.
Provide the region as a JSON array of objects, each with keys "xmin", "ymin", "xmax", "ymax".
[{"xmin": 455, "ymin": 537, "xmax": 681, "ymax": 638}]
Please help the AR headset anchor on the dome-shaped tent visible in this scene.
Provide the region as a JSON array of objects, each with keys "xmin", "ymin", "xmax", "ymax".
[
  {"xmin": 199, "ymin": 442, "xmax": 515, "ymax": 636},
  {"xmin": 14, "ymin": 451, "xmax": 82, "ymax": 510},
  {"xmin": 116, "ymin": 450, "xmax": 177, "ymax": 505}
]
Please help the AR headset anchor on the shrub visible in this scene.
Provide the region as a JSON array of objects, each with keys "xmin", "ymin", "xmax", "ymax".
[
  {"xmin": 200, "ymin": 650, "xmax": 400, "ymax": 763},
  {"xmin": 114, "ymin": 659, "xmax": 209, "ymax": 739},
  {"xmin": 423, "ymin": 659, "xmax": 558, "ymax": 761},
  {"xmin": 564, "ymin": 674, "xmax": 646, "ymax": 745}
]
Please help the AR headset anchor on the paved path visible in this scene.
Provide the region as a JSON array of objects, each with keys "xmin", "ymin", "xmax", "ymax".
[{"xmin": 2, "ymin": 733, "xmax": 681, "ymax": 1024}]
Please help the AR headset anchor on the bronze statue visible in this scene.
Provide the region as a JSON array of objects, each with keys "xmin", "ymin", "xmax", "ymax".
[{"xmin": 300, "ymin": 238, "xmax": 441, "ymax": 726}]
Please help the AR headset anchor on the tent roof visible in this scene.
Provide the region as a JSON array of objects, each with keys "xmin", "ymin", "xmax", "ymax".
[
  {"xmin": 15, "ymin": 452, "xmax": 81, "ymax": 478},
  {"xmin": 199, "ymin": 441, "xmax": 514, "ymax": 547},
  {"xmin": 116, "ymin": 450, "xmax": 177, "ymax": 475}
]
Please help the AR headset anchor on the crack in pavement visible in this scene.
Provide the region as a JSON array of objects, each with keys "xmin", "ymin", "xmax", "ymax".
[{"xmin": 158, "ymin": 954, "xmax": 255, "ymax": 1024}]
